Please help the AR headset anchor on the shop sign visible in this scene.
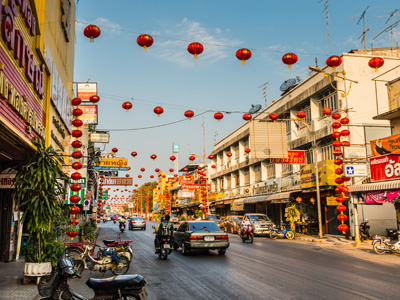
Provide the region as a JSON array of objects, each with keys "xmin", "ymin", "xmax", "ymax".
[
  {"xmin": 344, "ymin": 146, "xmax": 367, "ymax": 159},
  {"xmin": 251, "ymin": 178, "xmax": 281, "ymax": 195},
  {"xmin": 69, "ymin": 177, "xmax": 86, "ymax": 188},
  {"xmin": 326, "ymin": 196, "xmax": 338, "ymax": 206},
  {"xmin": 98, "ymin": 190, "xmax": 108, "ymax": 201},
  {"xmin": 0, "ymin": 174, "xmax": 16, "ymax": 189},
  {"xmin": 231, "ymin": 202, "xmax": 244, "ymax": 211},
  {"xmin": 343, "ymin": 164, "xmax": 368, "ymax": 177},
  {"xmin": 179, "ymin": 175, "xmax": 194, "ymax": 184},
  {"xmin": 66, "ymin": 188, "xmax": 84, "ymax": 205},
  {"xmin": 76, "ymin": 82, "xmax": 97, "ymax": 102},
  {"xmin": 172, "ymin": 143, "xmax": 180, "ymax": 153},
  {"xmin": 370, "ymin": 134, "xmax": 400, "ymax": 157},
  {"xmin": 94, "ymin": 158, "xmax": 128, "ymax": 171},
  {"xmin": 90, "ymin": 132, "xmax": 110, "ymax": 143},
  {"xmin": 181, "ymin": 184, "xmax": 211, "ymax": 190},
  {"xmin": 365, "ymin": 189, "xmax": 400, "ymax": 204},
  {"xmin": 271, "ymin": 151, "xmax": 305, "ymax": 164},
  {"xmin": 300, "ymin": 160, "xmax": 336, "ymax": 189},
  {"xmin": 78, "ymin": 105, "xmax": 98, "ymax": 125},
  {"xmin": 369, "ymin": 154, "xmax": 400, "ymax": 182},
  {"xmin": 101, "ymin": 177, "xmax": 133, "ymax": 186},
  {"xmin": 208, "ymin": 192, "xmax": 225, "ymax": 201},
  {"xmin": 178, "ymin": 190, "xmax": 194, "ymax": 198}
]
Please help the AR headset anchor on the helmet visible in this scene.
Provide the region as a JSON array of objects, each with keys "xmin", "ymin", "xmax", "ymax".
[{"xmin": 165, "ymin": 214, "xmax": 170, "ymax": 221}]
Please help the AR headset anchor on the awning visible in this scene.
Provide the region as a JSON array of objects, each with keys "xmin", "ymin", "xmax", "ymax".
[
  {"xmin": 244, "ymin": 195, "xmax": 270, "ymax": 204},
  {"xmin": 233, "ymin": 199, "xmax": 244, "ymax": 205},
  {"xmin": 348, "ymin": 180, "xmax": 400, "ymax": 192},
  {"xmin": 265, "ymin": 191, "xmax": 293, "ymax": 201}
]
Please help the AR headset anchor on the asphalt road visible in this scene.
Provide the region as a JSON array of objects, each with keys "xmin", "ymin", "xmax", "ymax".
[{"xmin": 66, "ymin": 221, "xmax": 400, "ymax": 300}]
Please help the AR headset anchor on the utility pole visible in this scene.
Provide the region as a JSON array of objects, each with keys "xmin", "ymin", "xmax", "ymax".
[{"xmin": 203, "ymin": 119, "xmax": 209, "ymax": 215}]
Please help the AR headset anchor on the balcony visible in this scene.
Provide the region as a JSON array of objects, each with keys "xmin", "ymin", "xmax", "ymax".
[{"xmin": 374, "ymin": 78, "xmax": 400, "ymax": 120}]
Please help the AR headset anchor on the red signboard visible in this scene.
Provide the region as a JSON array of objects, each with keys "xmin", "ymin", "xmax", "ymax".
[
  {"xmin": 181, "ymin": 184, "xmax": 211, "ymax": 190},
  {"xmin": 271, "ymin": 150, "xmax": 305, "ymax": 164},
  {"xmin": 369, "ymin": 154, "xmax": 400, "ymax": 182},
  {"xmin": 178, "ymin": 176, "xmax": 194, "ymax": 184}
]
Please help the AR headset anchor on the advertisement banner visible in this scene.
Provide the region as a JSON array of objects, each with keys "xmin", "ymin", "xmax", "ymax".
[
  {"xmin": 178, "ymin": 176, "xmax": 194, "ymax": 184},
  {"xmin": 101, "ymin": 177, "xmax": 133, "ymax": 186},
  {"xmin": 300, "ymin": 160, "xmax": 336, "ymax": 189},
  {"xmin": 90, "ymin": 132, "xmax": 110, "ymax": 143},
  {"xmin": 77, "ymin": 82, "xmax": 97, "ymax": 102},
  {"xmin": 79, "ymin": 105, "xmax": 98, "ymax": 125},
  {"xmin": 178, "ymin": 190, "xmax": 195, "ymax": 198},
  {"xmin": 370, "ymin": 134, "xmax": 400, "ymax": 157},
  {"xmin": 94, "ymin": 158, "xmax": 129, "ymax": 171},
  {"xmin": 271, "ymin": 151, "xmax": 305, "ymax": 164},
  {"xmin": 365, "ymin": 190, "xmax": 400, "ymax": 204},
  {"xmin": 369, "ymin": 154, "xmax": 400, "ymax": 182},
  {"xmin": 181, "ymin": 184, "xmax": 211, "ymax": 190}
]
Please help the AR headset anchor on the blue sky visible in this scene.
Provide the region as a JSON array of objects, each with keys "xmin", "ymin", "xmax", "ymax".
[{"xmin": 73, "ymin": 0, "xmax": 400, "ymax": 191}]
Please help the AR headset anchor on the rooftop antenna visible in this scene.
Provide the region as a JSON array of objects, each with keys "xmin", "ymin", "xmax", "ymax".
[
  {"xmin": 258, "ymin": 82, "xmax": 269, "ymax": 108},
  {"xmin": 318, "ymin": 0, "xmax": 331, "ymax": 55},
  {"xmin": 357, "ymin": 6, "xmax": 371, "ymax": 49},
  {"xmin": 373, "ymin": 9, "xmax": 400, "ymax": 49}
]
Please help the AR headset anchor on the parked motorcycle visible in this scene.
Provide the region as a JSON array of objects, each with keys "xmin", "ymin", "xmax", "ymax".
[
  {"xmin": 359, "ymin": 219, "xmax": 373, "ymax": 241},
  {"xmin": 372, "ymin": 230, "xmax": 400, "ymax": 254},
  {"xmin": 240, "ymin": 225, "xmax": 254, "ymax": 243},
  {"xmin": 103, "ymin": 235, "xmax": 134, "ymax": 262},
  {"xmin": 72, "ymin": 244, "xmax": 130, "ymax": 275},
  {"xmin": 37, "ymin": 252, "xmax": 147, "ymax": 300},
  {"xmin": 270, "ymin": 224, "xmax": 294, "ymax": 240}
]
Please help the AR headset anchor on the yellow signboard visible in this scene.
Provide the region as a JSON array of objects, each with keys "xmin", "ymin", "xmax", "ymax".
[
  {"xmin": 300, "ymin": 160, "xmax": 336, "ymax": 189},
  {"xmin": 97, "ymin": 158, "xmax": 128, "ymax": 168},
  {"xmin": 208, "ymin": 192, "xmax": 225, "ymax": 201},
  {"xmin": 326, "ymin": 196, "xmax": 339, "ymax": 206}
]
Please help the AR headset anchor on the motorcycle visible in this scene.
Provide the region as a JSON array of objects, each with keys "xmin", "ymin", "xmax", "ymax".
[
  {"xmin": 37, "ymin": 252, "xmax": 147, "ymax": 300},
  {"xmin": 72, "ymin": 244, "xmax": 130, "ymax": 275},
  {"xmin": 372, "ymin": 230, "xmax": 400, "ymax": 254},
  {"xmin": 119, "ymin": 222, "xmax": 126, "ymax": 233},
  {"xmin": 157, "ymin": 236, "xmax": 172, "ymax": 260},
  {"xmin": 102, "ymin": 234, "xmax": 134, "ymax": 262},
  {"xmin": 359, "ymin": 219, "xmax": 373, "ymax": 241},
  {"xmin": 270, "ymin": 224, "xmax": 294, "ymax": 240},
  {"xmin": 113, "ymin": 219, "xmax": 116, "ymax": 224},
  {"xmin": 239, "ymin": 225, "xmax": 254, "ymax": 243}
]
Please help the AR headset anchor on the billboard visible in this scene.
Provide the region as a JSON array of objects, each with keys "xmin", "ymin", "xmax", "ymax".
[
  {"xmin": 365, "ymin": 189, "xmax": 400, "ymax": 204},
  {"xmin": 178, "ymin": 190, "xmax": 195, "ymax": 198},
  {"xmin": 370, "ymin": 134, "xmax": 400, "ymax": 157},
  {"xmin": 78, "ymin": 105, "xmax": 98, "ymax": 125},
  {"xmin": 178, "ymin": 176, "xmax": 194, "ymax": 184},
  {"xmin": 181, "ymin": 184, "xmax": 211, "ymax": 190},
  {"xmin": 101, "ymin": 177, "xmax": 133, "ymax": 186},
  {"xmin": 94, "ymin": 158, "xmax": 129, "ymax": 171},
  {"xmin": 300, "ymin": 160, "xmax": 336, "ymax": 189},
  {"xmin": 172, "ymin": 144, "xmax": 180, "ymax": 153},
  {"xmin": 271, "ymin": 151, "xmax": 305, "ymax": 164},
  {"xmin": 369, "ymin": 154, "xmax": 400, "ymax": 182},
  {"xmin": 90, "ymin": 132, "xmax": 110, "ymax": 143},
  {"xmin": 76, "ymin": 82, "xmax": 97, "ymax": 102}
]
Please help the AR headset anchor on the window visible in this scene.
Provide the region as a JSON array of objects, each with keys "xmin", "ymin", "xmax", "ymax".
[
  {"xmin": 321, "ymin": 144, "xmax": 334, "ymax": 160},
  {"xmin": 243, "ymin": 137, "xmax": 249, "ymax": 149},
  {"xmin": 319, "ymin": 87, "xmax": 338, "ymax": 117},
  {"xmin": 305, "ymin": 150, "xmax": 314, "ymax": 164},
  {"xmin": 226, "ymin": 176, "xmax": 231, "ymax": 189},
  {"xmin": 243, "ymin": 167, "xmax": 250, "ymax": 184},
  {"xmin": 282, "ymin": 164, "xmax": 292, "ymax": 174},
  {"xmin": 253, "ymin": 163, "xmax": 261, "ymax": 182},
  {"xmin": 297, "ymin": 101, "xmax": 311, "ymax": 127},
  {"xmin": 266, "ymin": 164, "xmax": 275, "ymax": 178},
  {"xmin": 219, "ymin": 178, "xmax": 224, "ymax": 190},
  {"xmin": 233, "ymin": 144, "xmax": 239, "ymax": 158},
  {"xmin": 233, "ymin": 172, "xmax": 240, "ymax": 186},
  {"xmin": 284, "ymin": 113, "xmax": 291, "ymax": 135}
]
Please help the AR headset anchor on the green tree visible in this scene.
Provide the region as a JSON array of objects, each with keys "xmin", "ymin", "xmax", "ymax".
[
  {"xmin": 285, "ymin": 204, "xmax": 300, "ymax": 232},
  {"xmin": 13, "ymin": 137, "xmax": 68, "ymax": 262}
]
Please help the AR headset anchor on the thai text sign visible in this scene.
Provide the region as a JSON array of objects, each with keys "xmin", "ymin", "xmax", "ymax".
[
  {"xmin": 208, "ymin": 192, "xmax": 225, "ymax": 201},
  {"xmin": 181, "ymin": 184, "xmax": 211, "ymax": 190},
  {"xmin": 76, "ymin": 82, "xmax": 97, "ymax": 102},
  {"xmin": 178, "ymin": 190, "xmax": 195, "ymax": 198},
  {"xmin": 251, "ymin": 178, "xmax": 281, "ymax": 195},
  {"xmin": 300, "ymin": 160, "xmax": 336, "ymax": 189},
  {"xmin": 101, "ymin": 177, "xmax": 133, "ymax": 186},
  {"xmin": 78, "ymin": 105, "xmax": 98, "ymax": 125},
  {"xmin": 69, "ymin": 177, "xmax": 86, "ymax": 188},
  {"xmin": 326, "ymin": 196, "xmax": 338, "ymax": 206},
  {"xmin": 90, "ymin": 132, "xmax": 110, "ymax": 143},
  {"xmin": 369, "ymin": 154, "xmax": 400, "ymax": 182},
  {"xmin": 178, "ymin": 176, "xmax": 194, "ymax": 184},
  {"xmin": 365, "ymin": 189, "xmax": 400, "ymax": 204},
  {"xmin": 0, "ymin": 174, "xmax": 16, "ymax": 189},
  {"xmin": 271, "ymin": 151, "xmax": 305, "ymax": 164},
  {"xmin": 370, "ymin": 134, "xmax": 400, "ymax": 157},
  {"xmin": 94, "ymin": 158, "xmax": 128, "ymax": 171}
]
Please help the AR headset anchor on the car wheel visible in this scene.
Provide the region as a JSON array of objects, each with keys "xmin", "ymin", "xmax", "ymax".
[
  {"xmin": 182, "ymin": 242, "xmax": 189, "ymax": 256},
  {"xmin": 286, "ymin": 231, "xmax": 295, "ymax": 240},
  {"xmin": 218, "ymin": 249, "xmax": 226, "ymax": 255},
  {"xmin": 144, "ymin": 227, "xmax": 146, "ymax": 230}
]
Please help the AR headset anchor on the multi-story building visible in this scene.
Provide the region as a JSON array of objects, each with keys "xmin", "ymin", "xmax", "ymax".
[{"xmin": 209, "ymin": 47, "xmax": 400, "ymax": 236}]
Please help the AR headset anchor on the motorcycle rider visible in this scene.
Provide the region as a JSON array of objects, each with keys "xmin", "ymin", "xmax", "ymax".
[
  {"xmin": 154, "ymin": 215, "xmax": 173, "ymax": 254},
  {"xmin": 119, "ymin": 216, "xmax": 126, "ymax": 230},
  {"xmin": 241, "ymin": 216, "xmax": 251, "ymax": 238}
]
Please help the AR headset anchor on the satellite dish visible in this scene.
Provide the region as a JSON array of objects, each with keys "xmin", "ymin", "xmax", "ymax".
[
  {"xmin": 249, "ymin": 104, "xmax": 262, "ymax": 115},
  {"xmin": 280, "ymin": 78, "xmax": 297, "ymax": 92}
]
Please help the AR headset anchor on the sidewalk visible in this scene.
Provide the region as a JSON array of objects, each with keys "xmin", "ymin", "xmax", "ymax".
[{"xmin": 295, "ymin": 233, "xmax": 372, "ymax": 248}]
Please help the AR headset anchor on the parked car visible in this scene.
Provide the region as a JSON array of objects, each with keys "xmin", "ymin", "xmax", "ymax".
[
  {"xmin": 173, "ymin": 221, "xmax": 229, "ymax": 255},
  {"xmin": 129, "ymin": 217, "xmax": 146, "ymax": 230},
  {"xmin": 224, "ymin": 215, "xmax": 243, "ymax": 233},
  {"xmin": 204, "ymin": 214, "xmax": 225, "ymax": 230},
  {"xmin": 170, "ymin": 214, "xmax": 180, "ymax": 224},
  {"xmin": 240, "ymin": 213, "xmax": 276, "ymax": 236}
]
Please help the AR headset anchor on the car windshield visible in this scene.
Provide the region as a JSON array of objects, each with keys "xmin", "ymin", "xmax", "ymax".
[
  {"xmin": 190, "ymin": 222, "xmax": 221, "ymax": 232},
  {"xmin": 133, "ymin": 217, "xmax": 144, "ymax": 221},
  {"xmin": 250, "ymin": 215, "xmax": 270, "ymax": 222}
]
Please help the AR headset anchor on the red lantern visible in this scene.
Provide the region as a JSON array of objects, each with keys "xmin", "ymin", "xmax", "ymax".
[
  {"xmin": 296, "ymin": 111, "xmax": 306, "ymax": 119},
  {"xmin": 140, "ymin": 168, "xmax": 145, "ymax": 172},
  {"xmin": 338, "ymin": 224, "xmax": 348, "ymax": 232},
  {"xmin": 333, "ymin": 141, "xmax": 341, "ymax": 148},
  {"xmin": 89, "ymin": 95, "xmax": 100, "ymax": 103},
  {"xmin": 326, "ymin": 55, "xmax": 342, "ymax": 71},
  {"xmin": 269, "ymin": 113, "xmax": 279, "ymax": 120},
  {"xmin": 154, "ymin": 106, "xmax": 164, "ymax": 117},
  {"xmin": 282, "ymin": 52, "xmax": 298, "ymax": 69},
  {"xmin": 97, "ymin": 220, "xmax": 101, "ymax": 224},
  {"xmin": 332, "ymin": 113, "xmax": 341, "ymax": 120},
  {"xmin": 150, "ymin": 154, "xmax": 157, "ymax": 160},
  {"xmin": 336, "ymin": 196, "xmax": 346, "ymax": 204},
  {"xmin": 72, "ymin": 151, "xmax": 83, "ymax": 159},
  {"xmin": 341, "ymin": 141, "xmax": 350, "ymax": 147},
  {"xmin": 137, "ymin": 34, "xmax": 153, "ymax": 51},
  {"xmin": 155, "ymin": 168, "xmax": 160, "ymax": 172},
  {"xmin": 73, "ymin": 108, "xmax": 83, "ymax": 117},
  {"xmin": 211, "ymin": 165, "xmax": 216, "ymax": 169},
  {"xmin": 66, "ymin": 231, "xmax": 78, "ymax": 238},
  {"xmin": 184, "ymin": 110, "xmax": 194, "ymax": 119},
  {"xmin": 336, "ymin": 205, "xmax": 346, "ymax": 212},
  {"xmin": 135, "ymin": 184, "xmax": 138, "ymax": 187},
  {"xmin": 169, "ymin": 168, "xmax": 174, "ymax": 172},
  {"xmin": 72, "ymin": 130, "xmax": 82, "ymax": 138},
  {"xmin": 368, "ymin": 57, "xmax": 384, "ymax": 72},
  {"xmin": 322, "ymin": 108, "xmax": 332, "ymax": 116},
  {"xmin": 69, "ymin": 206, "xmax": 80, "ymax": 215},
  {"xmin": 170, "ymin": 156, "xmax": 176, "ymax": 161},
  {"xmin": 341, "ymin": 186, "xmax": 349, "ymax": 194},
  {"xmin": 71, "ymin": 172, "xmax": 82, "ymax": 181},
  {"xmin": 214, "ymin": 112, "xmax": 224, "ymax": 121},
  {"xmin": 189, "ymin": 156, "xmax": 195, "ymax": 161},
  {"xmin": 122, "ymin": 101, "xmax": 133, "ymax": 112},
  {"xmin": 341, "ymin": 130, "xmax": 350, "ymax": 137},
  {"xmin": 174, "ymin": 174, "xmax": 178, "ymax": 177},
  {"xmin": 208, "ymin": 155, "xmax": 214, "ymax": 159},
  {"xmin": 71, "ymin": 98, "xmax": 82, "ymax": 106},
  {"xmin": 71, "ymin": 141, "xmax": 82, "ymax": 149},
  {"xmin": 187, "ymin": 42, "xmax": 204, "ymax": 58},
  {"xmin": 332, "ymin": 132, "xmax": 341, "ymax": 139},
  {"xmin": 245, "ymin": 148, "xmax": 251, "ymax": 154},
  {"xmin": 332, "ymin": 122, "xmax": 341, "ymax": 129},
  {"xmin": 337, "ymin": 214, "xmax": 347, "ymax": 222},
  {"xmin": 131, "ymin": 152, "xmax": 137, "ymax": 157},
  {"xmin": 138, "ymin": 175, "xmax": 142, "ymax": 179},
  {"xmin": 84, "ymin": 24, "xmax": 101, "ymax": 42},
  {"xmin": 72, "ymin": 119, "xmax": 83, "ymax": 127},
  {"xmin": 340, "ymin": 118, "xmax": 349, "ymax": 125},
  {"xmin": 70, "ymin": 195, "xmax": 81, "ymax": 204},
  {"xmin": 150, "ymin": 175, "xmax": 154, "ymax": 178},
  {"xmin": 242, "ymin": 113, "xmax": 252, "ymax": 122},
  {"xmin": 197, "ymin": 166, "xmax": 202, "ymax": 170},
  {"xmin": 112, "ymin": 148, "xmax": 118, "ymax": 153},
  {"xmin": 72, "ymin": 162, "xmax": 83, "ymax": 170},
  {"xmin": 335, "ymin": 177, "xmax": 344, "ymax": 184},
  {"xmin": 335, "ymin": 187, "xmax": 342, "ymax": 194},
  {"xmin": 335, "ymin": 168, "xmax": 343, "ymax": 175},
  {"xmin": 333, "ymin": 149, "xmax": 343, "ymax": 156},
  {"xmin": 125, "ymin": 174, "xmax": 130, "ymax": 178},
  {"xmin": 226, "ymin": 152, "xmax": 232, "ymax": 157},
  {"xmin": 341, "ymin": 176, "xmax": 351, "ymax": 182},
  {"xmin": 183, "ymin": 168, "xmax": 188, "ymax": 172},
  {"xmin": 236, "ymin": 48, "xmax": 252, "ymax": 64}
]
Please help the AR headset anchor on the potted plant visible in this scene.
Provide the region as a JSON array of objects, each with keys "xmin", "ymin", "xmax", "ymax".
[
  {"xmin": 13, "ymin": 137, "xmax": 68, "ymax": 278},
  {"xmin": 285, "ymin": 204, "xmax": 300, "ymax": 234}
]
